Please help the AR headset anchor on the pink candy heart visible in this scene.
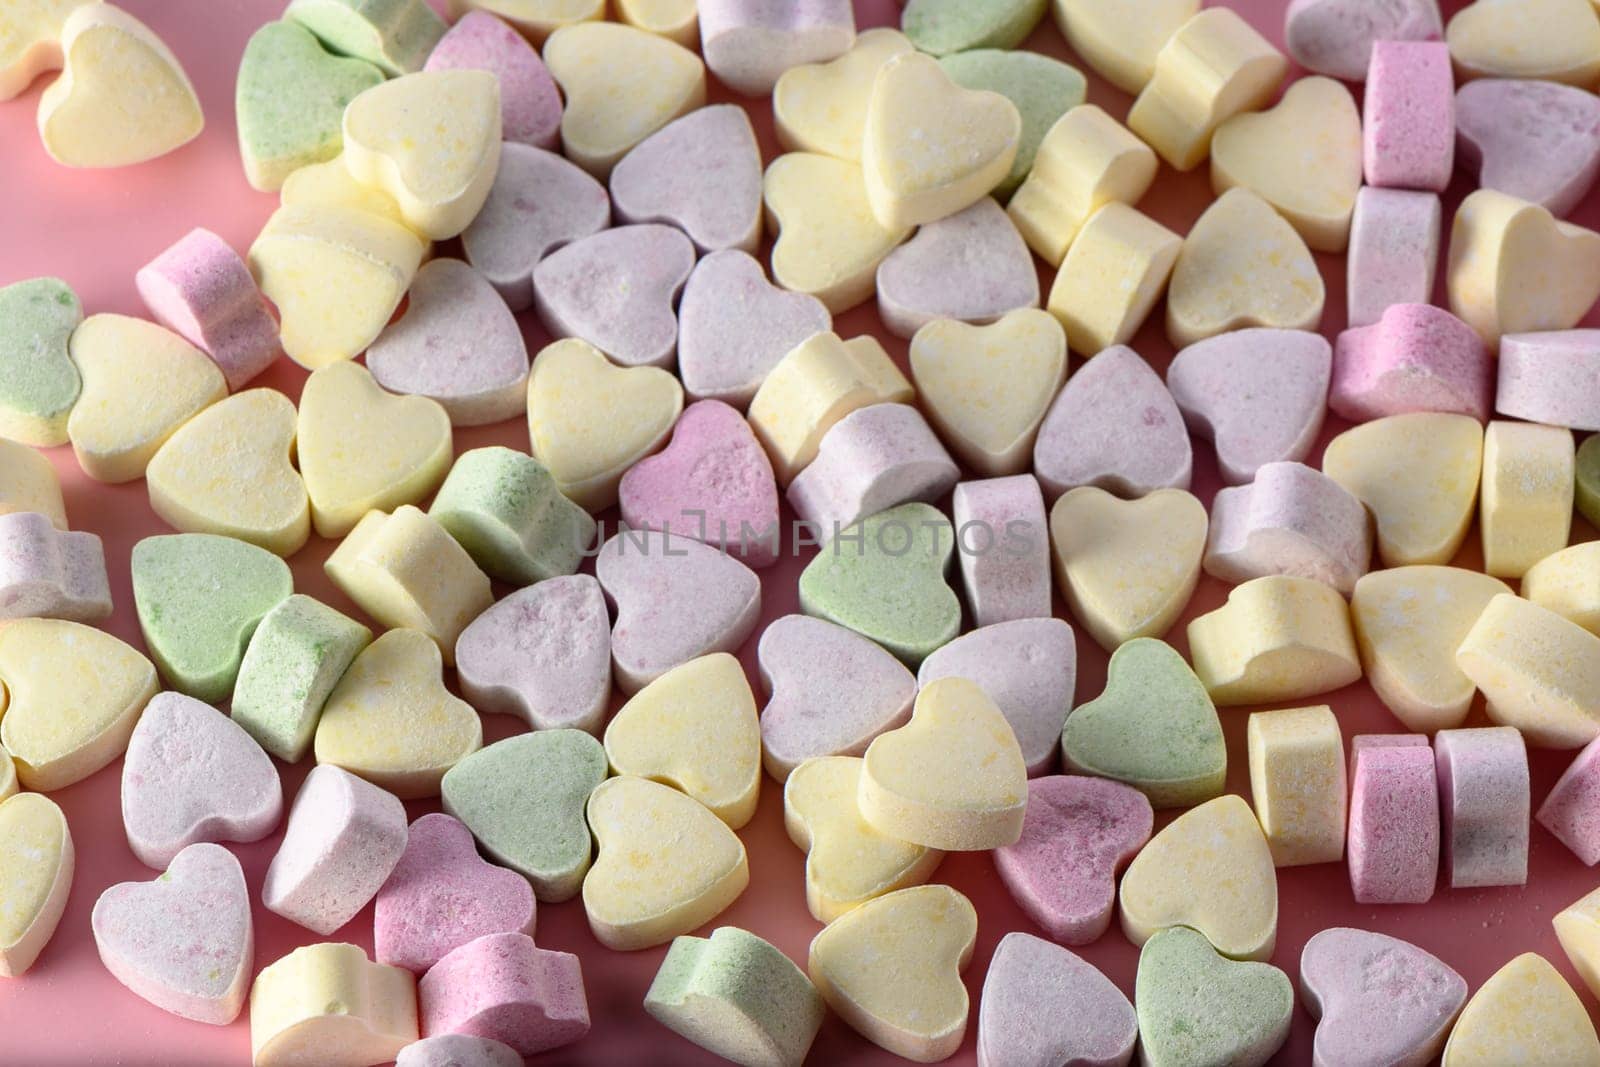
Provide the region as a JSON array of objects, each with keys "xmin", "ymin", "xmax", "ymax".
[
  {"xmin": 610, "ymin": 104, "xmax": 763, "ymax": 255},
  {"xmin": 1331, "ymin": 303, "xmax": 1491, "ymax": 423},
  {"xmin": 1456, "ymin": 78, "xmax": 1600, "ymax": 219},
  {"xmin": 1300, "ymin": 927, "xmax": 1466, "ymax": 1067},
  {"xmin": 425, "ymin": 11, "xmax": 562, "ymax": 150},
  {"xmin": 1283, "ymin": 0, "xmax": 1442, "ymax": 82},
  {"xmin": 875, "ymin": 198, "xmax": 1039, "ymax": 340},
  {"xmin": 419, "ymin": 932, "xmax": 590, "ymax": 1058}
]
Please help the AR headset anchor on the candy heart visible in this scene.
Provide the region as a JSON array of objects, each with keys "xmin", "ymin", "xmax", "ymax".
[
  {"xmin": 90, "ymin": 843, "xmax": 251, "ymax": 1024},
  {"xmin": 250, "ymin": 942, "xmax": 418, "ymax": 1064},
  {"xmin": 610, "ymin": 104, "xmax": 762, "ymax": 255},
  {"xmin": 0, "ymin": 0, "xmax": 80, "ymax": 99},
  {"xmin": 862, "ymin": 52, "xmax": 1021, "ymax": 230},
  {"xmin": 939, "ymin": 49, "xmax": 1086, "ymax": 198},
  {"xmin": 807, "ymin": 884, "xmax": 976, "ymax": 1062},
  {"xmin": 285, "ymin": 0, "xmax": 445, "ymax": 75},
  {"xmin": 314, "ymin": 628, "xmax": 483, "ymax": 800},
  {"xmin": 1457, "ymin": 79, "xmax": 1600, "ymax": 219},
  {"xmin": 1119, "ymin": 794, "xmax": 1278, "ymax": 960},
  {"xmin": 0, "ymin": 792, "xmax": 72, "ymax": 977},
  {"xmin": 676, "ymin": 250, "xmax": 832, "ymax": 407},
  {"xmin": 1456, "ymin": 595, "xmax": 1600, "ymax": 748},
  {"xmin": 1187, "ymin": 576, "xmax": 1363, "ymax": 707},
  {"xmin": 1033, "ymin": 344, "xmax": 1192, "ymax": 499},
  {"xmin": 131, "ymin": 533, "xmax": 291, "ymax": 703},
  {"xmin": 773, "ymin": 28, "xmax": 913, "ymax": 161},
  {"xmin": 1331, "ymin": 301, "xmax": 1494, "ymax": 424},
  {"xmin": 1347, "ymin": 187, "xmax": 1443, "ymax": 329},
  {"xmin": 978, "ymin": 932, "xmax": 1138, "ymax": 1067},
  {"xmin": 1442, "ymin": 952, "xmax": 1600, "ymax": 1065},
  {"xmin": 460, "ymin": 143, "xmax": 610, "ymax": 312},
  {"xmin": 37, "ymin": 3, "xmax": 203, "ymax": 168},
  {"xmin": 543, "ymin": 21, "xmax": 705, "ymax": 176},
  {"xmin": 902, "ymin": 0, "xmax": 1046, "ymax": 54},
  {"xmin": 1167, "ymin": 188, "xmax": 1325, "ymax": 349},
  {"xmin": 366, "ymin": 259, "xmax": 529, "ymax": 427},
  {"xmin": 875, "ymin": 198, "xmax": 1039, "ymax": 340},
  {"xmin": 1063, "ymin": 638, "xmax": 1225, "ymax": 808},
  {"xmin": 618, "ymin": 399, "xmax": 781, "ymax": 568},
  {"xmin": 1301, "ymin": 927, "xmax": 1467, "ymax": 1067},
  {"xmin": 603, "ymin": 653, "xmax": 761, "ymax": 828},
  {"xmin": 1447, "ymin": 0, "xmax": 1600, "ymax": 86},
  {"xmin": 441, "ymin": 730, "xmax": 608, "ymax": 902},
  {"xmin": 298, "ymin": 361, "xmax": 453, "ymax": 538},
  {"xmin": 121, "ymin": 692, "xmax": 282, "ymax": 870},
  {"xmin": 0, "ymin": 437, "xmax": 65, "ymax": 529},
  {"xmin": 533, "ymin": 224, "xmax": 696, "ymax": 369},
  {"xmin": 1051, "ymin": 0, "xmax": 1199, "ymax": 93},
  {"xmin": 1478, "ymin": 419, "xmax": 1574, "ymax": 580},
  {"xmin": 616, "ymin": 0, "xmax": 697, "ymax": 45},
  {"xmin": 595, "ymin": 529, "xmax": 761, "ymax": 694},
  {"xmin": 1049, "ymin": 486, "xmax": 1207, "ymax": 651},
  {"xmin": 429, "ymin": 447, "xmax": 597, "ymax": 585},
  {"xmin": 398, "ymin": 1036, "xmax": 521, "ymax": 1067},
  {"xmin": 1135, "ymin": 926, "xmax": 1293, "ymax": 1067},
  {"xmin": 455, "ymin": 576, "xmax": 611, "ymax": 735},
  {"xmin": 787, "ymin": 403, "xmax": 959, "ymax": 539},
  {"xmin": 0, "ymin": 510, "xmax": 111, "ymax": 623},
  {"xmin": 145, "ymin": 389, "xmax": 311, "ymax": 557},
  {"xmin": 424, "ymin": 10, "xmax": 562, "ymax": 150},
  {"xmin": 416, "ymin": 932, "xmax": 590, "ymax": 1057},
  {"xmin": 444, "ymin": 0, "xmax": 603, "ymax": 40},
  {"xmin": 1284, "ymin": 0, "xmax": 1443, "ymax": 82},
  {"xmin": 583, "ymin": 775, "xmax": 749, "ymax": 951},
  {"xmin": 698, "ymin": 0, "xmax": 855, "ymax": 97},
  {"xmin": 0, "ymin": 277, "xmax": 81, "ymax": 448},
  {"xmin": 1203, "ymin": 461, "xmax": 1372, "ymax": 594},
  {"xmin": 234, "ymin": 20, "xmax": 384, "ymax": 191},
  {"xmin": 278, "ymin": 152, "xmax": 413, "ymax": 226},
  {"xmin": 0, "ymin": 618, "xmax": 157, "ymax": 792}
]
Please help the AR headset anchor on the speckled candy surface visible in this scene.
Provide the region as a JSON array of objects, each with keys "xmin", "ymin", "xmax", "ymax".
[
  {"xmin": 0, "ymin": 277, "xmax": 82, "ymax": 448},
  {"xmin": 1331, "ymin": 303, "xmax": 1492, "ymax": 423},
  {"xmin": 285, "ymin": 0, "xmax": 444, "ymax": 76},
  {"xmin": 0, "ymin": 510, "xmax": 110, "ymax": 623},
  {"xmin": 977, "ymin": 932, "xmax": 1137, "ymax": 1067},
  {"xmin": 397, "ymin": 1035, "xmax": 521, "ymax": 1067},
  {"xmin": 1283, "ymin": 0, "xmax": 1441, "ymax": 82},
  {"xmin": 947, "ymin": 478, "xmax": 1050, "ymax": 626},
  {"xmin": 939, "ymin": 48, "xmax": 1084, "ymax": 198},
  {"xmin": 1247, "ymin": 705, "xmax": 1346, "ymax": 867},
  {"xmin": 1204, "ymin": 461, "xmax": 1371, "ymax": 594},
  {"xmin": 788, "ymin": 403, "xmax": 958, "ymax": 541},
  {"xmin": 424, "ymin": 10, "xmax": 561, "ymax": 149},
  {"xmin": 1456, "ymin": 78, "xmax": 1600, "ymax": 218},
  {"xmin": 1187, "ymin": 575, "xmax": 1363, "ymax": 707},
  {"xmin": 1348, "ymin": 735, "xmax": 1440, "ymax": 904},
  {"xmin": 1456, "ymin": 593, "xmax": 1600, "ymax": 747},
  {"xmin": 1347, "ymin": 187, "xmax": 1442, "ymax": 329},
  {"xmin": 1134, "ymin": 925, "xmax": 1293, "ymax": 1067},
  {"xmin": 249, "ymin": 941, "xmax": 418, "ymax": 1066},
  {"xmin": 0, "ymin": 791, "xmax": 72, "ymax": 977},
  {"xmin": 698, "ymin": 0, "xmax": 855, "ymax": 97},
  {"xmin": 1435, "ymin": 726, "xmax": 1529, "ymax": 889},
  {"xmin": 534, "ymin": 224, "xmax": 695, "ymax": 370},
  {"xmin": 1445, "ymin": 0, "xmax": 1600, "ymax": 87},
  {"xmin": 1363, "ymin": 41, "xmax": 1454, "ymax": 192},
  {"xmin": 1540, "ymin": 734, "xmax": 1600, "ymax": 864},
  {"xmin": 0, "ymin": 438, "xmax": 65, "ymax": 530},
  {"xmin": 1478, "ymin": 421, "xmax": 1575, "ymax": 580},
  {"xmin": 430, "ymin": 446, "xmax": 596, "ymax": 584},
  {"xmin": 1498, "ymin": 330, "xmax": 1600, "ymax": 430},
  {"xmin": 1441, "ymin": 952, "xmax": 1600, "ymax": 1065},
  {"xmin": 610, "ymin": 104, "xmax": 763, "ymax": 255},
  {"xmin": 417, "ymin": 932, "xmax": 589, "ymax": 1056},
  {"xmin": 1300, "ymin": 927, "xmax": 1466, "ymax": 1067}
]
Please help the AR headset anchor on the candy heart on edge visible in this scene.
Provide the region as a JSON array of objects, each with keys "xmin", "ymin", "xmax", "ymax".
[
  {"xmin": 0, "ymin": 791, "xmax": 73, "ymax": 977},
  {"xmin": 0, "ymin": 276, "xmax": 81, "ymax": 448}
]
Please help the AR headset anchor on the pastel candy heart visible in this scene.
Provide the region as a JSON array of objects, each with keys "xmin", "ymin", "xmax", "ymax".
[
  {"xmin": 1048, "ymin": 486, "xmax": 1207, "ymax": 651},
  {"xmin": 1135, "ymin": 926, "xmax": 1293, "ymax": 1067},
  {"xmin": 0, "ymin": 277, "xmax": 81, "ymax": 448},
  {"xmin": 1167, "ymin": 188, "xmax": 1326, "ymax": 349},
  {"xmin": 398, "ymin": 1036, "xmax": 521, "ymax": 1067},
  {"xmin": 1300, "ymin": 927, "xmax": 1467, "ymax": 1067},
  {"xmin": 1187, "ymin": 576, "xmax": 1363, "ymax": 707},
  {"xmin": 279, "ymin": 152, "xmax": 414, "ymax": 227},
  {"xmin": 543, "ymin": 21, "xmax": 705, "ymax": 176},
  {"xmin": 0, "ymin": 745, "xmax": 15, "ymax": 803},
  {"xmin": 938, "ymin": 49, "xmax": 1086, "ymax": 198},
  {"xmin": 285, "ymin": 0, "xmax": 445, "ymax": 75},
  {"xmin": 1557, "ymin": 888, "xmax": 1600, "ymax": 999},
  {"xmin": 1479, "ymin": 420, "xmax": 1574, "ymax": 579},
  {"xmin": 807, "ymin": 884, "xmax": 976, "ymax": 1062},
  {"xmin": 1047, "ymin": 203, "xmax": 1182, "ymax": 356},
  {"xmin": 1442, "ymin": 952, "xmax": 1600, "ymax": 1065},
  {"xmin": 992, "ymin": 777, "xmax": 1153, "ymax": 945},
  {"xmin": 618, "ymin": 399, "xmax": 781, "ymax": 568},
  {"xmin": 460, "ymin": 143, "xmax": 610, "ymax": 312},
  {"xmin": 0, "ymin": 792, "xmax": 72, "ymax": 977},
  {"xmin": 1347, "ymin": 187, "xmax": 1443, "ymax": 329},
  {"xmin": 234, "ymin": 20, "xmax": 383, "ymax": 192},
  {"xmin": 1246, "ymin": 705, "xmax": 1347, "ymax": 867},
  {"xmin": 0, "ymin": 618, "xmax": 157, "ymax": 792},
  {"xmin": 533, "ymin": 224, "xmax": 696, "ymax": 369},
  {"xmin": 91, "ymin": 843, "xmax": 252, "ymax": 1024},
  {"xmin": 1457, "ymin": 79, "xmax": 1600, "ymax": 218},
  {"xmin": 1331, "ymin": 303, "xmax": 1493, "ymax": 423},
  {"xmin": 875, "ymin": 198, "xmax": 1039, "ymax": 340},
  {"xmin": 424, "ymin": 11, "xmax": 562, "ymax": 150},
  {"xmin": 948, "ymin": 469, "xmax": 1049, "ymax": 624},
  {"xmin": 249, "ymin": 942, "xmax": 418, "ymax": 1065},
  {"xmin": 131, "ymin": 533, "xmax": 290, "ymax": 703},
  {"xmin": 698, "ymin": 0, "xmax": 855, "ymax": 97},
  {"xmin": 1456, "ymin": 594, "xmax": 1600, "ymax": 748},
  {"xmin": 416, "ymin": 932, "xmax": 590, "ymax": 1057},
  {"xmin": 444, "ymin": 0, "xmax": 603, "ymax": 41},
  {"xmin": 787, "ymin": 403, "xmax": 959, "ymax": 540},
  {"xmin": 610, "ymin": 104, "xmax": 763, "ymax": 255},
  {"xmin": 454, "ymin": 576, "xmax": 612, "ymax": 735},
  {"xmin": 583, "ymin": 775, "xmax": 749, "ymax": 951},
  {"xmin": 526, "ymin": 338, "xmax": 684, "ymax": 512},
  {"xmin": 1051, "ymin": 0, "xmax": 1199, "ymax": 93},
  {"xmin": 978, "ymin": 932, "xmax": 1137, "ymax": 1067},
  {"xmin": 1447, "ymin": 0, "xmax": 1600, "ymax": 86},
  {"xmin": 441, "ymin": 730, "xmax": 609, "ymax": 902},
  {"xmin": 1434, "ymin": 727, "xmax": 1529, "ymax": 887},
  {"xmin": 430, "ymin": 447, "xmax": 596, "ymax": 585},
  {"xmin": 0, "ymin": 511, "xmax": 111, "ymax": 623},
  {"xmin": 772, "ymin": 28, "xmax": 913, "ymax": 161},
  {"xmin": 902, "ymin": 0, "xmax": 1046, "ymax": 54},
  {"xmin": 233, "ymin": 594, "xmax": 372, "ymax": 763},
  {"xmin": 37, "ymin": 3, "xmax": 203, "ymax": 168},
  {"xmin": 616, "ymin": 0, "xmax": 698, "ymax": 45},
  {"xmin": 0, "ymin": 437, "xmax": 65, "ymax": 529},
  {"xmin": 1033, "ymin": 344, "xmax": 1192, "ymax": 499},
  {"xmin": 0, "ymin": 0, "xmax": 80, "ymax": 99},
  {"xmin": 1347, "ymin": 735, "xmax": 1439, "ymax": 904},
  {"xmin": 367, "ymin": 259, "xmax": 529, "ymax": 427},
  {"xmin": 1499, "ymin": 330, "xmax": 1600, "ymax": 431},
  {"xmin": 1284, "ymin": 0, "xmax": 1443, "ymax": 81},
  {"xmin": 1525, "ymin": 541, "xmax": 1600, "ymax": 635},
  {"xmin": 1365, "ymin": 41, "xmax": 1455, "ymax": 192},
  {"xmin": 595, "ymin": 529, "xmax": 761, "ymax": 694},
  {"xmin": 1203, "ymin": 461, "xmax": 1372, "ymax": 595},
  {"xmin": 121, "ymin": 692, "xmax": 282, "ymax": 870}
]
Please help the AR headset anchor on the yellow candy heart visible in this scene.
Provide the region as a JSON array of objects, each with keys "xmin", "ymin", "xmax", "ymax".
[
  {"xmin": 526, "ymin": 338, "xmax": 684, "ymax": 512},
  {"xmin": 250, "ymin": 943, "xmax": 418, "ymax": 1067},
  {"xmin": 66, "ymin": 313, "xmax": 226, "ymax": 484},
  {"xmin": 37, "ymin": 2, "xmax": 202, "ymax": 167},
  {"xmin": 1187, "ymin": 576, "xmax": 1362, "ymax": 707},
  {"xmin": 280, "ymin": 154, "xmax": 412, "ymax": 231},
  {"xmin": 583, "ymin": 775, "xmax": 749, "ymax": 951},
  {"xmin": 0, "ymin": 437, "xmax": 65, "ymax": 530},
  {"xmin": 1049, "ymin": 486, "xmax": 1207, "ymax": 652},
  {"xmin": 0, "ymin": 742, "xmax": 15, "ymax": 802},
  {"xmin": 313, "ymin": 628, "xmax": 482, "ymax": 799},
  {"xmin": 0, "ymin": 617, "xmax": 157, "ymax": 792},
  {"xmin": 1046, "ymin": 202, "xmax": 1182, "ymax": 356},
  {"xmin": 1457, "ymin": 593, "xmax": 1600, "ymax": 749},
  {"xmin": 1118, "ymin": 793, "xmax": 1278, "ymax": 960},
  {"xmin": 774, "ymin": 28, "xmax": 914, "ymax": 161},
  {"xmin": 616, "ymin": 0, "xmax": 697, "ymax": 45},
  {"xmin": 298, "ymin": 361, "xmax": 453, "ymax": 539},
  {"xmin": 1441, "ymin": 952, "xmax": 1600, "ymax": 1066},
  {"xmin": 1051, "ymin": 0, "xmax": 1199, "ymax": 93},
  {"xmin": 0, "ymin": 0, "xmax": 81, "ymax": 99},
  {"xmin": 1447, "ymin": 0, "xmax": 1600, "ymax": 86},
  {"xmin": 603, "ymin": 653, "xmax": 761, "ymax": 829},
  {"xmin": 1524, "ymin": 542, "xmax": 1600, "ymax": 637},
  {"xmin": 543, "ymin": 21, "xmax": 705, "ymax": 176},
  {"xmin": 861, "ymin": 52, "xmax": 1020, "ymax": 230},
  {"xmin": 1480, "ymin": 420, "xmax": 1574, "ymax": 579},
  {"xmin": 1556, "ymin": 887, "xmax": 1600, "ymax": 1002},
  {"xmin": 1246, "ymin": 705, "xmax": 1345, "ymax": 867},
  {"xmin": 0, "ymin": 792, "xmax": 72, "ymax": 977}
]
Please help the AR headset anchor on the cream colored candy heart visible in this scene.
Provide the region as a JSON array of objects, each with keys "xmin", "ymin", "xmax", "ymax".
[
  {"xmin": 0, "ymin": 792, "xmax": 73, "ymax": 977},
  {"xmin": 808, "ymin": 884, "xmax": 977, "ymax": 1063},
  {"xmin": 37, "ymin": 3, "xmax": 203, "ymax": 168},
  {"xmin": 1211, "ymin": 76, "xmax": 1362, "ymax": 253},
  {"xmin": 1187, "ymin": 576, "xmax": 1362, "ymax": 707},
  {"xmin": 0, "ymin": 617, "xmax": 158, "ymax": 792},
  {"xmin": 862, "ymin": 52, "xmax": 1021, "ymax": 230},
  {"xmin": 1246, "ymin": 705, "xmax": 1346, "ymax": 868},
  {"xmin": 280, "ymin": 154, "xmax": 412, "ymax": 230},
  {"xmin": 1557, "ymin": 888, "xmax": 1600, "ymax": 1003},
  {"xmin": 1167, "ymin": 188, "xmax": 1325, "ymax": 349},
  {"xmin": 603, "ymin": 653, "xmax": 761, "ymax": 829},
  {"xmin": 1525, "ymin": 542, "xmax": 1600, "ymax": 637},
  {"xmin": 616, "ymin": 0, "xmax": 697, "ymax": 45},
  {"xmin": 66, "ymin": 313, "xmax": 225, "ymax": 484},
  {"xmin": 1049, "ymin": 487, "xmax": 1207, "ymax": 652},
  {"xmin": 445, "ymin": 0, "xmax": 603, "ymax": 41},
  {"xmin": 0, "ymin": 437, "xmax": 65, "ymax": 530},
  {"xmin": 342, "ymin": 70, "xmax": 501, "ymax": 241},
  {"xmin": 543, "ymin": 21, "xmax": 705, "ymax": 176},
  {"xmin": 1118, "ymin": 793, "xmax": 1278, "ymax": 961},
  {"xmin": 909, "ymin": 309, "xmax": 1067, "ymax": 477},
  {"xmin": 1046, "ymin": 202, "xmax": 1182, "ymax": 357},
  {"xmin": 298, "ymin": 361, "xmax": 453, "ymax": 539},
  {"xmin": 526, "ymin": 338, "xmax": 684, "ymax": 512},
  {"xmin": 0, "ymin": 0, "xmax": 81, "ymax": 99},
  {"xmin": 1456, "ymin": 593, "xmax": 1600, "ymax": 748},
  {"xmin": 1479, "ymin": 420, "xmax": 1574, "ymax": 579},
  {"xmin": 0, "ymin": 743, "xmax": 15, "ymax": 802},
  {"xmin": 250, "ymin": 942, "xmax": 418, "ymax": 1067},
  {"xmin": 1051, "ymin": 0, "xmax": 1199, "ymax": 93},
  {"xmin": 146, "ymin": 389, "xmax": 311, "ymax": 558},
  {"xmin": 1442, "ymin": 952, "xmax": 1600, "ymax": 1066},
  {"xmin": 774, "ymin": 28, "xmax": 913, "ymax": 161},
  {"xmin": 1447, "ymin": 0, "xmax": 1600, "ymax": 86}
]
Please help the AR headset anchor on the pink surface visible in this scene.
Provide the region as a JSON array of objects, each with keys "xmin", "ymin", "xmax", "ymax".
[{"xmin": 6, "ymin": 1, "xmax": 1600, "ymax": 1065}]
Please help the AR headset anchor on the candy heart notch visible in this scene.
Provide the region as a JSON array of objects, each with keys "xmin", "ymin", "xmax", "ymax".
[
  {"xmin": 1456, "ymin": 79, "xmax": 1600, "ymax": 219},
  {"xmin": 0, "ymin": 792, "xmax": 73, "ymax": 977},
  {"xmin": 0, "ymin": 276, "xmax": 81, "ymax": 448},
  {"xmin": 978, "ymin": 932, "xmax": 1138, "ymax": 1067},
  {"xmin": 90, "ymin": 843, "xmax": 252, "ymax": 1025},
  {"xmin": 1284, "ymin": 0, "xmax": 1442, "ymax": 82},
  {"xmin": 610, "ymin": 104, "xmax": 763, "ymax": 255},
  {"xmin": 1135, "ymin": 926, "xmax": 1293, "ymax": 1067},
  {"xmin": 1301, "ymin": 927, "xmax": 1467, "ymax": 1067}
]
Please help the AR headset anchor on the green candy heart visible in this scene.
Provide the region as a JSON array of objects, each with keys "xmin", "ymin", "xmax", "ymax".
[
  {"xmin": 1062, "ymin": 638, "xmax": 1225, "ymax": 809},
  {"xmin": 235, "ymin": 20, "xmax": 384, "ymax": 191},
  {"xmin": 429, "ymin": 446, "xmax": 597, "ymax": 586},
  {"xmin": 131, "ymin": 533, "xmax": 292, "ymax": 703},
  {"xmin": 798, "ymin": 502, "xmax": 960, "ymax": 667},
  {"xmin": 903, "ymin": 0, "xmax": 1048, "ymax": 56},
  {"xmin": 1577, "ymin": 434, "xmax": 1600, "ymax": 531},
  {"xmin": 1135, "ymin": 926, "xmax": 1294, "ymax": 1067},
  {"xmin": 284, "ymin": 0, "xmax": 445, "ymax": 77},
  {"xmin": 0, "ymin": 278, "xmax": 81, "ymax": 447},
  {"xmin": 441, "ymin": 729, "xmax": 609, "ymax": 903},
  {"xmin": 940, "ymin": 49, "xmax": 1087, "ymax": 197}
]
